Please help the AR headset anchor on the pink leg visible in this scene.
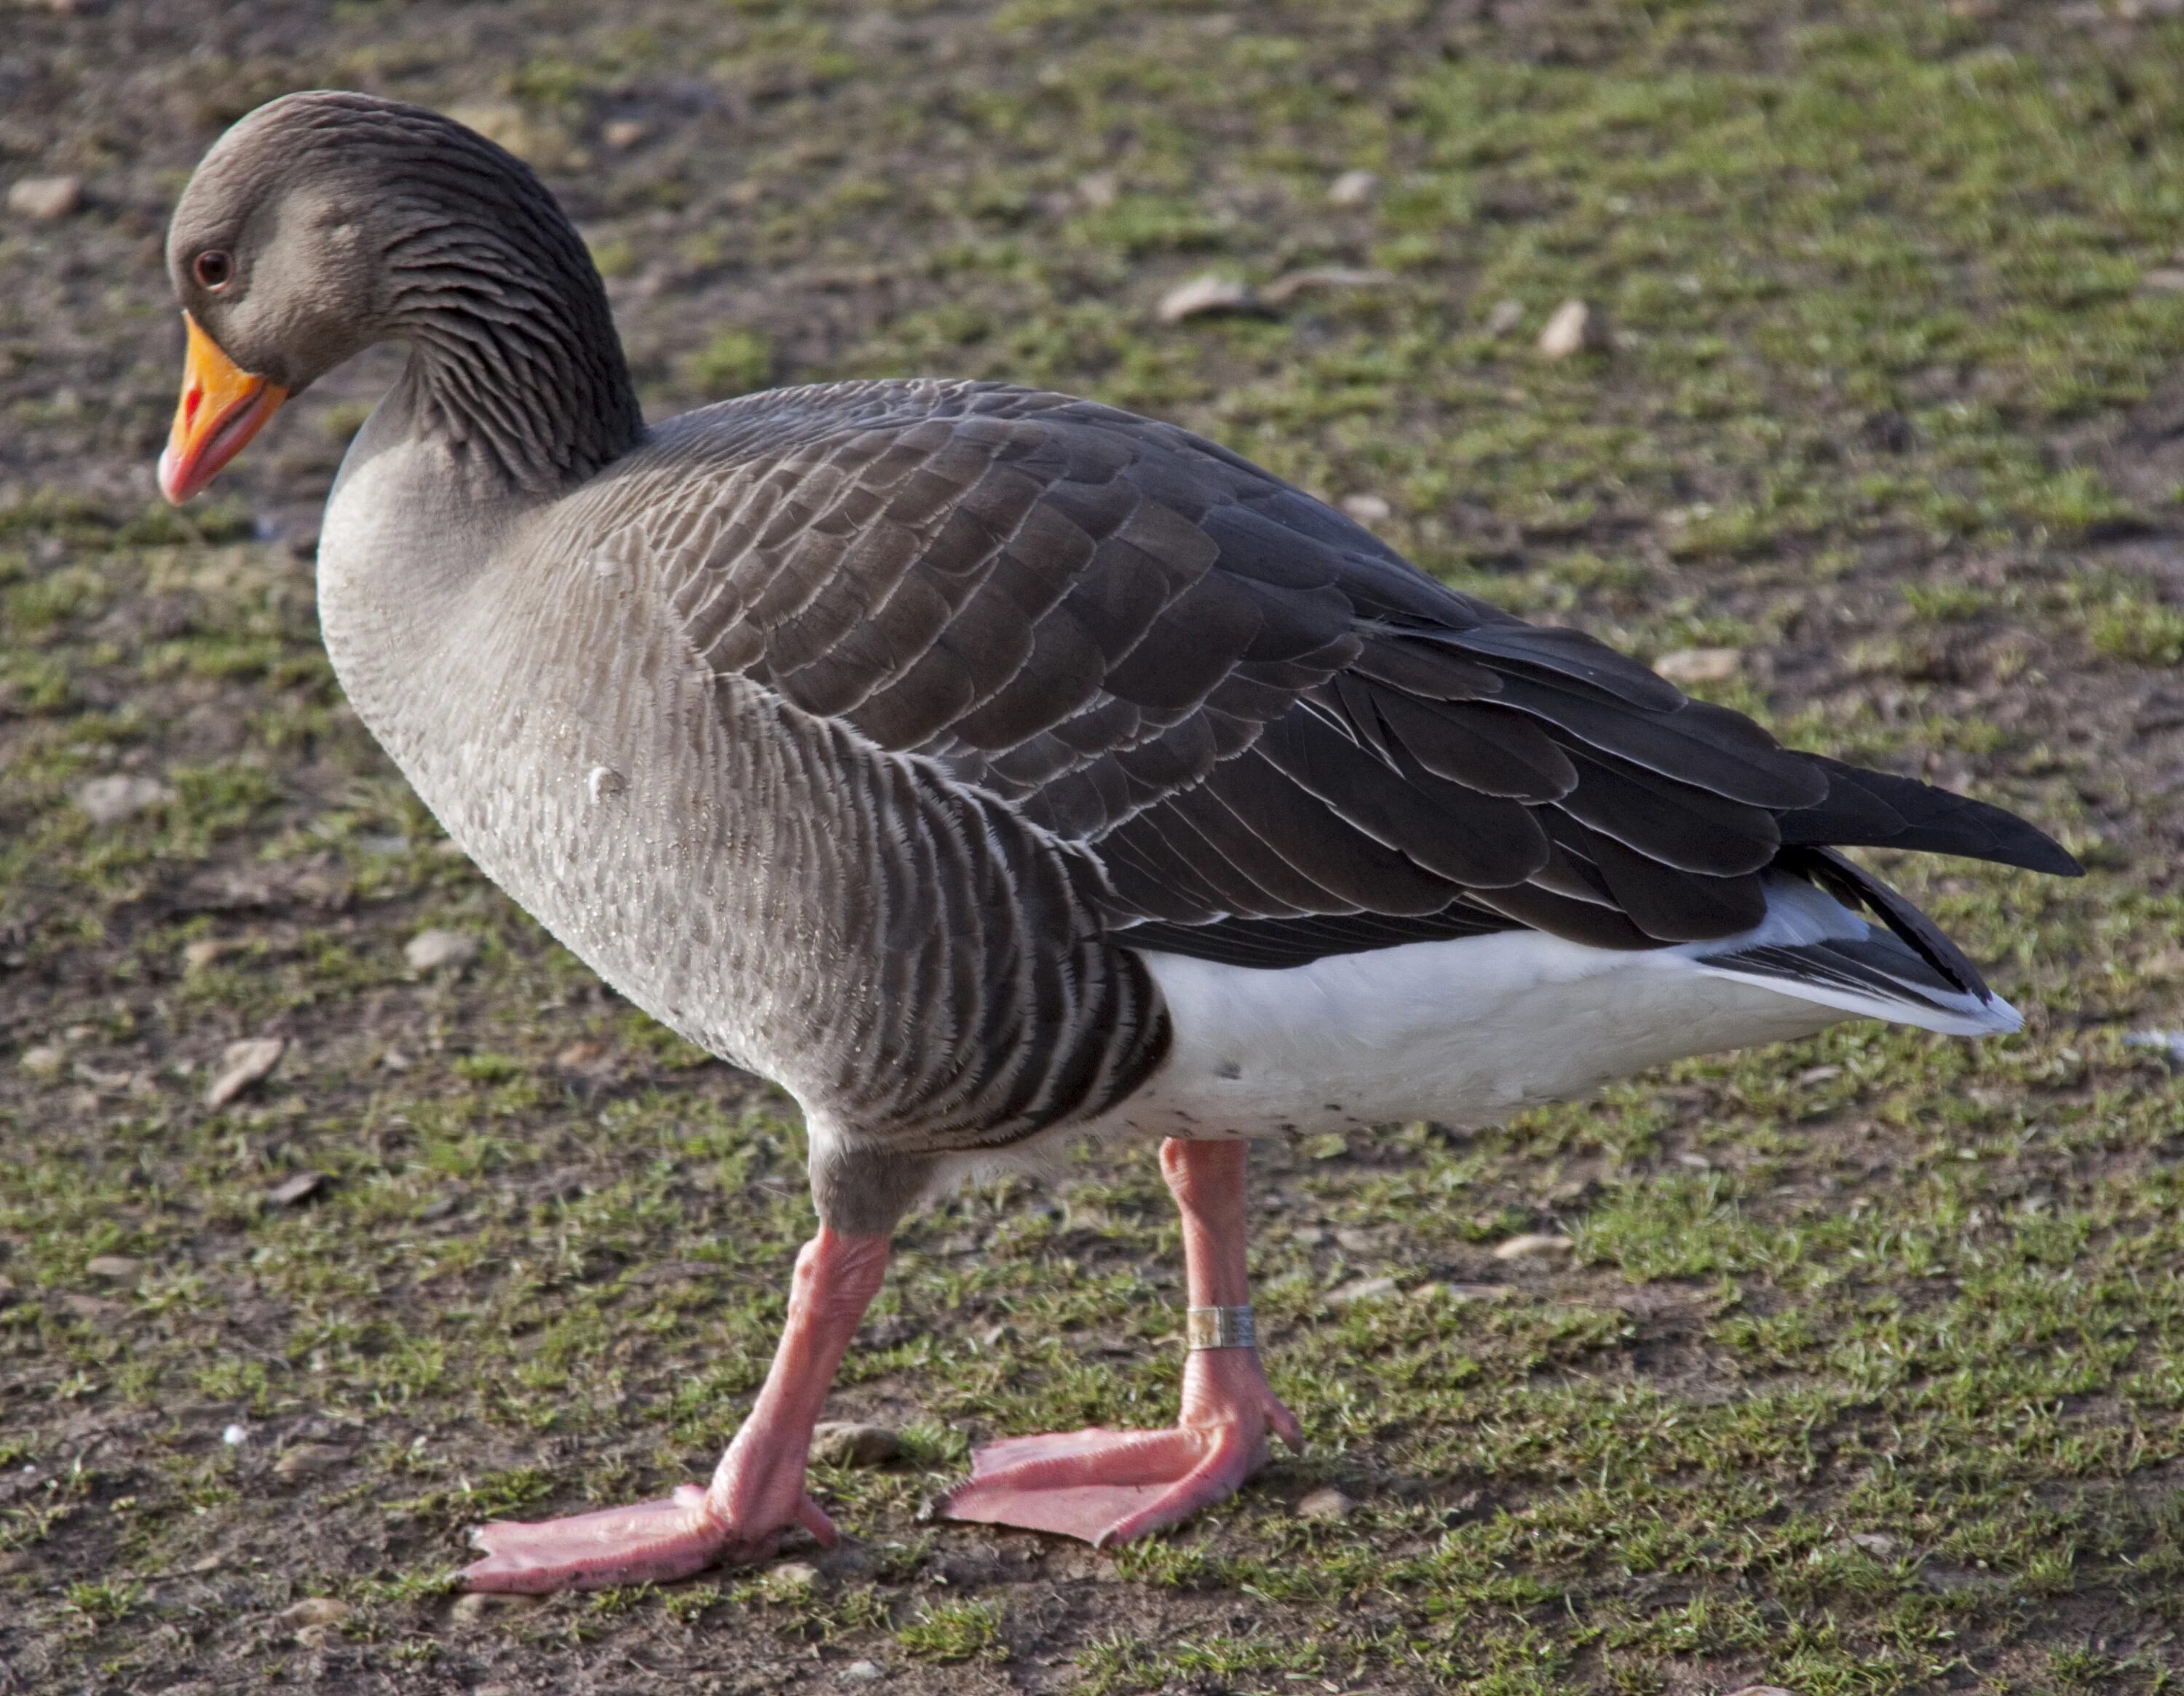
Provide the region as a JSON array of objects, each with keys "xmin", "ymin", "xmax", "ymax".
[
  {"xmin": 461, "ymin": 1228, "xmax": 889, "ymax": 1593},
  {"xmin": 939, "ymin": 1137, "xmax": 1301, "ymax": 1547}
]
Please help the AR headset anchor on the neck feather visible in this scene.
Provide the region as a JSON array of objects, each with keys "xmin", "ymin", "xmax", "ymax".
[{"xmin": 378, "ymin": 169, "xmax": 642, "ymax": 495}]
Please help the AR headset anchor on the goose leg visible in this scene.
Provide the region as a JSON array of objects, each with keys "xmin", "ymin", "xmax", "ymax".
[
  {"xmin": 461, "ymin": 1227, "xmax": 890, "ymax": 1593},
  {"xmin": 939, "ymin": 1137, "xmax": 1300, "ymax": 1547}
]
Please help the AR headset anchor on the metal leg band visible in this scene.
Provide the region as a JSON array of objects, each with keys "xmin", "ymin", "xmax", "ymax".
[{"xmin": 1184, "ymin": 1305, "xmax": 1257, "ymax": 1351}]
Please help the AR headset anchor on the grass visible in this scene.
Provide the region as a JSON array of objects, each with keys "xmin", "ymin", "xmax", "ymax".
[{"xmin": 6, "ymin": 0, "xmax": 2184, "ymax": 1692}]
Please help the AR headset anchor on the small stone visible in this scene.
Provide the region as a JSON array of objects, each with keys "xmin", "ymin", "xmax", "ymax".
[
  {"xmin": 1339, "ymin": 493, "xmax": 1393, "ymax": 524},
  {"xmin": 405, "ymin": 928, "xmax": 478, "ymax": 972},
  {"xmin": 450, "ymin": 1590, "xmax": 545, "ymax": 1624},
  {"xmin": 2143, "ymin": 268, "xmax": 2184, "ymax": 292},
  {"xmin": 1491, "ymin": 1232, "xmax": 1572, "ymax": 1261},
  {"xmin": 1483, "ymin": 298, "xmax": 1525, "ymax": 336},
  {"xmin": 601, "ymin": 119, "xmax": 649, "ymax": 150},
  {"xmin": 1075, "ymin": 170, "xmax": 1120, "ymax": 210},
  {"xmin": 810, "ymin": 1421, "xmax": 903, "ymax": 1468},
  {"xmin": 766, "ymin": 1560, "xmax": 821, "ymax": 1596},
  {"xmin": 1797, "ymin": 1064, "xmax": 1843, "ymax": 1086},
  {"xmin": 839, "ymin": 1663, "xmax": 885, "ymax": 1685},
  {"xmin": 266, "ymin": 1171, "xmax": 328, "ymax": 1207},
  {"xmin": 587, "ymin": 765, "xmax": 628, "ymax": 802},
  {"xmin": 379, "ymin": 1048, "xmax": 411, "ymax": 1071},
  {"xmin": 1156, "ymin": 272, "xmax": 1261, "ymax": 323},
  {"xmin": 279, "ymin": 1596, "xmax": 351, "ymax": 1630},
  {"xmin": 1537, "ymin": 298, "xmax": 1610, "ymax": 359},
  {"xmin": 556, "ymin": 1038, "xmax": 611, "ymax": 1070},
  {"xmin": 1294, "ymin": 1485, "xmax": 1357, "ymax": 1521},
  {"xmin": 222, "ymin": 1423, "xmax": 250, "ymax": 1446},
  {"xmin": 1325, "ymin": 1275, "xmax": 1399, "ymax": 1306},
  {"xmin": 1327, "ymin": 167, "xmax": 1378, "ymax": 208},
  {"xmin": 183, "ymin": 938, "xmax": 234, "ymax": 970},
  {"xmin": 273, "ymin": 1443, "xmax": 349, "ymax": 1478},
  {"xmin": 1723, "ymin": 1688, "xmax": 1796, "ymax": 1696},
  {"xmin": 1848, "ymin": 1531, "xmax": 1902, "ymax": 1557},
  {"xmin": 417, "ymin": 1193, "xmax": 461, "ymax": 1222},
  {"xmin": 9, "ymin": 175, "xmax": 83, "ymax": 219},
  {"xmin": 19, "ymin": 1045, "xmax": 65, "ymax": 1079},
  {"xmin": 74, "ymin": 774, "xmax": 173, "ymax": 826},
  {"xmin": 206, "ymin": 1036, "xmax": 284, "ymax": 1108},
  {"xmin": 84, "ymin": 1255, "xmax": 140, "ymax": 1281},
  {"xmin": 1653, "ymin": 646, "xmax": 1744, "ymax": 687}
]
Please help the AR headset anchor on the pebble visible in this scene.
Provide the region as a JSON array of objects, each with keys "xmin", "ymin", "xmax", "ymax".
[
  {"xmin": 74, "ymin": 774, "xmax": 173, "ymax": 826},
  {"xmin": 839, "ymin": 1663, "xmax": 885, "ymax": 1684},
  {"xmin": 1327, "ymin": 167, "xmax": 1379, "ymax": 208},
  {"xmin": 278, "ymin": 1596, "xmax": 352, "ymax": 1630},
  {"xmin": 1294, "ymin": 1485, "xmax": 1357, "ymax": 1521},
  {"xmin": 1483, "ymin": 298, "xmax": 1525, "ymax": 336},
  {"xmin": 2140, "ymin": 267, "xmax": 2184, "ymax": 293},
  {"xmin": 766, "ymin": 1560, "xmax": 821, "ymax": 1596},
  {"xmin": 1156, "ymin": 272, "xmax": 1259, "ymax": 323},
  {"xmin": 266, "ymin": 1171, "xmax": 328, "ymax": 1207},
  {"xmin": 1724, "ymin": 1687, "xmax": 1796, "ymax": 1696},
  {"xmin": 1491, "ymin": 1232, "xmax": 1572, "ymax": 1261},
  {"xmin": 1848, "ymin": 1531, "xmax": 1902, "ymax": 1557},
  {"xmin": 1653, "ymin": 646, "xmax": 1744, "ymax": 687},
  {"xmin": 182, "ymin": 938, "xmax": 234, "ymax": 970},
  {"xmin": 601, "ymin": 119, "xmax": 649, "ymax": 150},
  {"xmin": 1537, "ymin": 298, "xmax": 1610, "ymax": 359},
  {"xmin": 1075, "ymin": 170, "xmax": 1120, "ymax": 210},
  {"xmin": 8, "ymin": 175, "xmax": 83, "ymax": 219},
  {"xmin": 1339, "ymin": 493, "xmax": 1393, "ymax": 524},
  {"xmin": 405, "ymin": 928, "xmax": 479, "ymax": 972},
  {"xmin": 206, "ymin": 1036, "xmax": 284, "ymax": 1108},
  {"xmin": 222, "ymin": 1423, "xmax": 250, "ymax": 1447},
  {"xmin": 84, "ymin": 1255, "xmax": 140, "ymax": 1281},
  {"xmin": 1324, "ymin": 1275, "xmax": 1398, "ymax": 1306},
  {"xmin": 810, "ymin": 1421, "xmax": 903, "ymax": 1467},
  {"xmin": 19, "ymin": 1046, "xmax": 65, "ymax": 1078}
]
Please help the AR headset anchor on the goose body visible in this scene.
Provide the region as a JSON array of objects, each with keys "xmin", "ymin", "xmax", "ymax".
[{"xmin": 156, "ymin": 92, "xmax": 2078, "ymax": 1589}]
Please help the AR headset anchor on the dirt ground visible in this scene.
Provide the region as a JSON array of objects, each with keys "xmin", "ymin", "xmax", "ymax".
[{"xmin": 6, "ymin": 1, "xmax": 2184, "ymax": 1692}]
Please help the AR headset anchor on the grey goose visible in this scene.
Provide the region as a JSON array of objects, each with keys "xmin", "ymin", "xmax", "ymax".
[{"xmin": 154, "ymin": 91, "xmax": 2080, "ymax": 1592}]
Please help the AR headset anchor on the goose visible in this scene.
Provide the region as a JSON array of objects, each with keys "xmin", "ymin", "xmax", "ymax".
[{"xmin": 156, "ymin": 91, "xmax": 2079, "ymax": 1593}]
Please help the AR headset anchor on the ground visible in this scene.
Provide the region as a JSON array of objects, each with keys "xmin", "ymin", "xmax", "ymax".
[{"xmin": 3, "ymin": 1, "xmax": 2184, "ymax": 1691}]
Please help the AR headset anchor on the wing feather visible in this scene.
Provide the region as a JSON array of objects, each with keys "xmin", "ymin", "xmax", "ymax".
[{"xmin": 630, "ymin": 379, "xmax": 2073, "ymax": 976}]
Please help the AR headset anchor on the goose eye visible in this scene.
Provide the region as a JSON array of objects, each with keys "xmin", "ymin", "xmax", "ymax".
[{"xmin": 192, "ymin": 250, "xmax": 234, "ymax": 291}]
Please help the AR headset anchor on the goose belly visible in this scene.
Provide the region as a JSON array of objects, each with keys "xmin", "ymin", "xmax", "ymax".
[{"xmin": 1104, "ymin": 929, "xmax": 1845, "ymax": 1138}]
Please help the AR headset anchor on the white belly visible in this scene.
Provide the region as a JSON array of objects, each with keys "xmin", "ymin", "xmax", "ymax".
[{"xmin": 1093, "ymin": 928, "xmax": 1845, "ymax": 1139}]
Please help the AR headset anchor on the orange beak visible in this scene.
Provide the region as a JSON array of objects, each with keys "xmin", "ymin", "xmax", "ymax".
[{"xmin": 157, "ymin": 312, "xmax": 288, "ymax": 504}]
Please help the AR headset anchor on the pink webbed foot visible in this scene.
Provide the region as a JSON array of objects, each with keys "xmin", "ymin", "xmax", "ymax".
[
  {"xmin": 461, "ymin": 1481, "xmax": 836, "ymax": 1594},
  {"xmin": 938, "ymin": 1352, "xmax": 1302, "ymax": 1547}
]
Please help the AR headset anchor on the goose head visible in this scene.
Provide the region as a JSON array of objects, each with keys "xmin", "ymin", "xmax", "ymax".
[{"xmin": 158, "ymin": 90, "xmax": 639, "ymax": 504}]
